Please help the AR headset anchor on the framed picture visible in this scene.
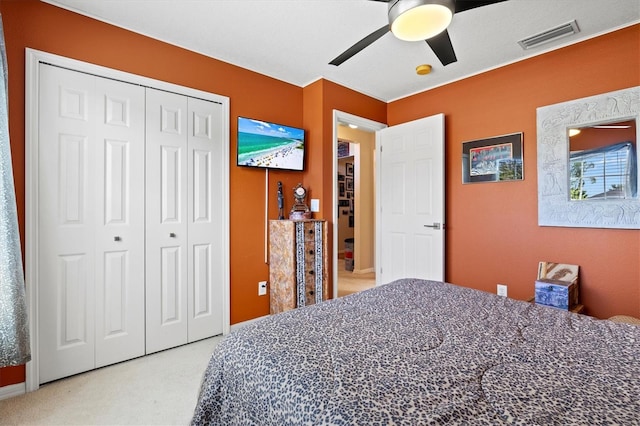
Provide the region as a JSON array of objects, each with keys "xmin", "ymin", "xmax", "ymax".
[
  {"xmin": 350, "ymin": 200, "xmax": 354, "ymax": 213},
  {"xmin": 346, "ymin": 177, "xmax": 353, "ymax": 191},
  {"xmin": 348, "ymin": 215, "xmax": 354, "ymax": 227},
  {"xmin": 346, "ymin": 191, "xmax": 352, "ymax": 199},
  {"xmin": 338, "ymin": 199, "xmax": 350, "ymax": 207},
  {"xmin": 339, "ymin": 182, "xmax": 345, "ymax": 197},
  {"xmin": 462, "ymin": 132, "xmax": 523, "ymax": 183},
  {"xmin": 346, "ymin": 162, "xmax": 354, "ymax": 176},
  {"xmin": 338, "ymin": 140, "xmax": 350, "ymax": 158},
  {"xmin": 337, "ymin": 174, "xmax": 345, "ymax": 182}
]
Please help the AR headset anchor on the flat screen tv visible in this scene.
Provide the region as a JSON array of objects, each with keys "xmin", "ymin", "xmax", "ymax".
[{"xmin": 237, "ymin": 116, "xmax": 305, "ymax": 171}]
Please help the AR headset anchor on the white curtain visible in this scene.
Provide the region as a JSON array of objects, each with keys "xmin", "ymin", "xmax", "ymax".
[{"xmin": 0, "ymin": 12, "xmax": 30, "ymax": 368}]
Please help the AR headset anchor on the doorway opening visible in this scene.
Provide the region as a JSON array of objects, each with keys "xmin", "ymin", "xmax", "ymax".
[{"xmin": 332, "ymin": 111, "xmax": 386, "ymax": 298}]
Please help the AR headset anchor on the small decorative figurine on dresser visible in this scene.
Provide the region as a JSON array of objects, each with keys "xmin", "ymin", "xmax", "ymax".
[
  {"xmin": 277, "ymin": 181, "xmax": 285, "ymax": 220},
  {"xmin": 289, "ymin": 183, "xmax": 312, "ymax": 220}
]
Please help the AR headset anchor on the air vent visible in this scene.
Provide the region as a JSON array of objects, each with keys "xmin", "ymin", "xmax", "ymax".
[{"xmin": 518, "ymin": 20, "xmax": 580, "ymax": 50}]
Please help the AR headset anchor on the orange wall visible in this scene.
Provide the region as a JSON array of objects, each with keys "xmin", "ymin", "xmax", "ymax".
[
  {"xmin": 388, "ymin": 25, "xmax": 640, "ymax": 320},
  {"xmin": 0, "ymin": 0, "xmax": 384, "ymax": 387}
]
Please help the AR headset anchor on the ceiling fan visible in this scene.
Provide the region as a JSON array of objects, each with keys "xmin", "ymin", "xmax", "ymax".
[{"xmin": 329, "ymin": 0, "xmax": 509, "ymax": 67}]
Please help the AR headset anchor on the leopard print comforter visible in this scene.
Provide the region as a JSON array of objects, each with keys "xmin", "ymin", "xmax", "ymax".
[{"xmin": 191, "ymin": 279, "xmax": 640, "ymax": 425}]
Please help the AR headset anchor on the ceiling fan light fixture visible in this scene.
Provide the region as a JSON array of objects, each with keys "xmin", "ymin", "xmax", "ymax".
[{"xmin": 389, "ymin": 0, "xmax": 454, "ymax": 42}]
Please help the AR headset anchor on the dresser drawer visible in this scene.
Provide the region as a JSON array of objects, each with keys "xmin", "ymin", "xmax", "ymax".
[
  {"xmin": 302, "ymin": 222, "xmax": 318, "ymax": 242},
  {"xmin": 303, "ymin": 240, "xmax": 318, "ymax": 257},
  {"xmin": 303, "ymin": 253, "xmax": 318, "ymax": 276}
]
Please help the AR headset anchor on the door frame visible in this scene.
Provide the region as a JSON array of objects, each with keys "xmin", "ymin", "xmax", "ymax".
[
  {"xmin": 25, "ymin": 48, "xmax": 231, "ymax": 391},
  {"xmin": 332, "ymin": 110, "xmax": 386, "ymax": 299}
]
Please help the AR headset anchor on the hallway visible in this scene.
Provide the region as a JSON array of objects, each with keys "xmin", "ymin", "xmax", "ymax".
[{"xmin": 337, "ymin": 258, "xmax": 375, "ymax": 297}]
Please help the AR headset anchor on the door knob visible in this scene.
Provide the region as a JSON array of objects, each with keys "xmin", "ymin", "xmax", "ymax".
[
  {"xmin": 424, "ymin": 222, "xmax": 441, "ymax": 230},
  {"xmin": 169, "ymin": 232, "xmax": 176, "ymax": 238},
  {"xmin": 114, "ymin": 236, "xmax": 121, "ymax": 241}
]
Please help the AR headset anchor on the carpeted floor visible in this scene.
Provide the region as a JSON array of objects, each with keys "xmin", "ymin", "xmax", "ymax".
[
  {"xmin": 0, "ymin": 336, "xmax": 223, "ymax": 425},
  {"xmin": 337, "ymin": 259, "xmax": 376, "ymax": 297}
]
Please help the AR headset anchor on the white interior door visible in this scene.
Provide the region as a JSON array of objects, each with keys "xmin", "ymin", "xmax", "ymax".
[
  {"xmin": 145, "ymin": 88, "xmax": 189, "ymax": 354},
  {"xmin": 38, "ymin": 64, "xmax": 145, "ymax": 383},
  {"xmin": 187, "ymin": 98, "xmax": 225, "ymax": 341},
  {"xmin": 377, "ymin": 114, "xmax": 445, "ymax": 285}
]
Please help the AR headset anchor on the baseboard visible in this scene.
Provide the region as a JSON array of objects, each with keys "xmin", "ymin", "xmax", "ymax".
[
  {"xmin": 0, "ymin": 382, "xmax": 26, "ymax": 401},
  {"xmin": 353, "ymin": 267, "xmax": 375, "ymax": 274},
  {"xmin": 230, "ymin": 315, "xmax": 269, "ymax": 332}
]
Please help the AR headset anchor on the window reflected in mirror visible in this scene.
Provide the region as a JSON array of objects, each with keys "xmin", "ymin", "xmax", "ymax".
[{"xmin": 568, "ymin": 119, "xmax": 637, "ymax": 201}]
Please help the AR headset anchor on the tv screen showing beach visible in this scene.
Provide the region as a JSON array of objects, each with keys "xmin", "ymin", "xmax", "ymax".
[{"xmin": 237, "ymin": 117, "xmax": 305, "ymax": 171}]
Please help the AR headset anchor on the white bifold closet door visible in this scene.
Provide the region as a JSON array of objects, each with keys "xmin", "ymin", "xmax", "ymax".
[
  {"xmin": 38, "ymin": 64, "xmax": 145, "ymax": 383},
  {"xmin": 37, "ymin": 65, "xmax": 224, "ymax": 383},
  {"xmin": 145, "ymin": 88, "xmax": 224, "ymax": 354}
]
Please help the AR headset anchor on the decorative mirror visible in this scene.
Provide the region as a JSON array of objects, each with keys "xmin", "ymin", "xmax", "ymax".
[{"xmin": 537, "ymin": 86, "xmax": 640, "ymax": 228}]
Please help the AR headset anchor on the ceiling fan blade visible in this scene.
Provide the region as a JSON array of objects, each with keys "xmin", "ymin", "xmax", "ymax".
[
  {"xmin": 329, "ymin": 24, "xmax": 390, "ymax": 66},
  {"xmin": 427, "ymin": 1, "xmax": 506, "ymax": 65},
  {"xmin": 426, "ymin": 29, "xmax": 457, "ymax": 66},
  {"xmin": 454, "ymin": 0, "xmax": 509, "ymax": 13}
]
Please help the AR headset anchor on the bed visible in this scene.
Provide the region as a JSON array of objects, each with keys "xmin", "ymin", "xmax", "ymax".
[{"xmin": 191, "ymin": 279, "xmax": 640, "ymax": 425}]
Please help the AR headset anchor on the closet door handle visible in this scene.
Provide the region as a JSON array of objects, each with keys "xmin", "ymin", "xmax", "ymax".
[
  {"xmin": 308, "ymin": 270, "xmax": 315, "ymax": 275},
  {"xmin": 114, "ymin": 236, "xmax": 121, "ymax": 242},
  {"xmin": 308, "ymin": 250, "xmax": 314, "ymax": 255},
  {"xmin": 169, "ymin": 232, "xmax": 176, "ymax": 238}
]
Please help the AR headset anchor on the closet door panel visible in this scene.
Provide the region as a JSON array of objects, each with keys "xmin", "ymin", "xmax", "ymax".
[
  {"xmin": 94, "ymin": 77, "xmax": 145, "ymax": 368},
  {"xmin": 38, "ymin": 64, "xmax": 96, "ymax": 383},
  {"xmin": 161, "ymin": 146, "xmax": 182, "ymax": 222},
  {"xmin": 146, "ymin": 88, "xmax": 189, "ymax": 354},
  {"xmin": 187, "ymin": 98, "xmax": 224, "ymax": 341},
  {"xmin": 160, "ymin": 246, "xmax": 183, "ymax": 323}
]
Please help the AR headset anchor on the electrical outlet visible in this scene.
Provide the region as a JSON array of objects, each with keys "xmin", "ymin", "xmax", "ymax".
[
  {"xmin": 258, "ymin": 281, "xmax": 268, "ymax": 296},
  {"xmin": 497, "ymin": 284, "xmax": 508, "ymax": 297}
]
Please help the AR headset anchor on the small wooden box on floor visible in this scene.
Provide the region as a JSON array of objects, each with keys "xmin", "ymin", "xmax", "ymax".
[
  {"xmin": 534, "ymin": 279, "xmax": 579, "ymax": 310},
  {"xmin": 269, "ymin": 220, "xmax": 328, "ymax": 314},
  {"xmin": 535, "ymin": 261, "xmax": 580, "ymax": 311}
]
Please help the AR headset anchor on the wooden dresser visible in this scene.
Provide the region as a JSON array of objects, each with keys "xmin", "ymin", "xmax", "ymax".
[{"xmin": 269, "ymin": 220, "xmax": 328, "ymax": 314}]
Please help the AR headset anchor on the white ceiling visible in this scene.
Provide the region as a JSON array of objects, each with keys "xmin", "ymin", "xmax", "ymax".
[{"xmin": 43, "ymin": 0, "xmax": 639, "ymax": 102}]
